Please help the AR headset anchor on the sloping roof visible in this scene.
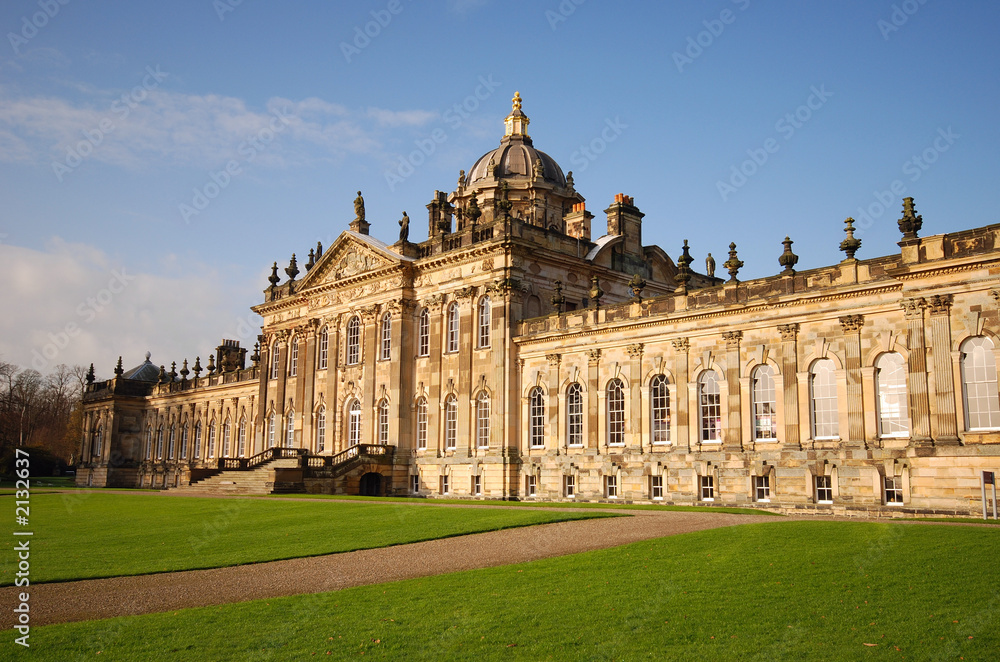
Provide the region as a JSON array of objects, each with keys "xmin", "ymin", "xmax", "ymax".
[{"xmin": 122, "ymin": 353, "xmax": 160, "ymax": 382}]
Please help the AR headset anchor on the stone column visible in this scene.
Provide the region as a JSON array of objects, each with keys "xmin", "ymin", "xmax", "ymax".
[
  {"xmin": 901, "ymin": 298, "xmax": 931, "ymax": 442},
  {"xmin": 928, "ymin": 294, "xmax": 959, "ymax": 443},
  {"xmin": 777, "ymin": 324, "xmax": 800, "ymax": 449},
  {"xmin": 627, "ymin": 344, "xmax": 644, "ymax": 452},
  {"xmin": 456, "ymin": 287, "xmax": 477, "ymax": 457},
  {"xmin": 301, "ymin": 320, "xmax": 318, "ymax": 452},
  {"xmin": 273, "ymin": 330, "xmax": 289, "ymax": 431},
  {"xmin": 393, "ymin": 300, "xmax": 415, "ymax": 452},
  {"xmin": 547, "ymin": 353, "xmax": 561, "ymax": 452},
  {"xmin": 426, "ymin": 295, "xmax": 445, "ymax": 457},
  {"xmin": 722, "ymin": 331, "xmax": 742, "ymax": 451},
  {"xmin": 360, "ymin": 305, "xmax": 379, "ymax": 446},
  {"xmin": 839, "ymin": 315, "xmax": 866, "ymax": 445},
  {"xmin": 671, "ymin": 338, "xmax": 690, "ymax": 452},
  {"xmin": 587, "ymin": 349, "xmax": 602, "ymax": 454}
]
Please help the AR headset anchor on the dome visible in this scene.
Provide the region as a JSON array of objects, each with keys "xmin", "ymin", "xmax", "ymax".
[
  {"xmin": 466, "ymin": 91, "xmax": 567, "ymax": 187},
  {"xmin": 467, "ymin": 138, "xmax": 567, "ymax": 187}
]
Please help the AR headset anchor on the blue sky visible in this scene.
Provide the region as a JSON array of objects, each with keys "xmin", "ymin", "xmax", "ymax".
[{"xmin": 1, "ymin": 0, "xmax": 998, "ymax": 376}]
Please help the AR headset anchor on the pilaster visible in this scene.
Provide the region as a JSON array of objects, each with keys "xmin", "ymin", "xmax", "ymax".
[
  {"xmin": 928, "ymin": 294, "xmax": 959, "ymax": 443},
  {"xmin": 722, "ymin": 331, "xmax": 742, "ymax": 451},
  {"xmin": 900, "ymin": 297, "xmax": 931, "ymax": 442},
  {"xmin": 839, "ymin": 315, "xmax": 865, "ymax": 445},
  {"xmin": 777, "ymin": 324, "xmax": 800, "ymax": 449}
]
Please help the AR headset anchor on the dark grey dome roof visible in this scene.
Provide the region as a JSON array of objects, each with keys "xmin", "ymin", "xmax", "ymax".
[
  {"xmin": 467, "ymin": 136, "xmax": 567, "ymax": 187},
  {"xmin": 122, "ymin": 353, "xmax": 159, "ymax": 382}
]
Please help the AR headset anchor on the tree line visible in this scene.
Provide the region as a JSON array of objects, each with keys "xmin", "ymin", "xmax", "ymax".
[{"xmin": 1, "ymin": 360, "xmax": 86, "ymax": 474}]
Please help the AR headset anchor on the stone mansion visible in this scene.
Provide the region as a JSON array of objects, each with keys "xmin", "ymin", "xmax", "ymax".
[{"xmin": 79, "ymin": 93, "xmax": 1000, "ymax": 517}]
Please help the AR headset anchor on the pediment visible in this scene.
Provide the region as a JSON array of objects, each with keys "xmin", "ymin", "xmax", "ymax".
[{"xmin": 297, "ymin": 231, "xmax": 408, "ymax": 289}]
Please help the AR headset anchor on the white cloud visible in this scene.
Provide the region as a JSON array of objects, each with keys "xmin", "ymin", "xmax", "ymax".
[
  {"xmin": 0, "ymin": 239, "xmax": 263, "ymax": 378},
  {"xmin": 0, "ymin": 84, "xmax": 440, "ymax": 173}
]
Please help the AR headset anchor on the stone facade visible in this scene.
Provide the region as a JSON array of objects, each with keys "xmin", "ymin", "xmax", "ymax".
[{"xmin": 78, "ymin": 94, "xmax": 1000, "ymax": 517}]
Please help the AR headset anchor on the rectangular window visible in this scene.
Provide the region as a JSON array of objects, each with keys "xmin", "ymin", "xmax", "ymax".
[
  {"xmin": 884, "ymin": 476, "xmax": 903, "ymax": 504},
  {"xmin": 816, "ymin": 475, "xmax": 833, "ymax": 503},
  {"xmin": 473, "ymin": 474, "xmax": 482, "ymax": 495},
  {"xmin": 700, "ymin": 475, "xmax": 715, "ymax": 501},
  {"xmin": 416, "ymin": 402, "xmax": 428, "ymax": 450},
  {"xmin": 181, "ymin": 427, "xmax": 188, "ymax": 459},
  {"xmin": 754, "ymin": 475, "xmax": 771, "ymax": 502},
  {"xmin": 440, "ymin": 475, "xmax": 450, "ymax": 495},
  {"xmin": 289, "ymin": 341, "xmax": 298, "ymax": 376},
  {"xmin": 527, "ymin": 475, "xmax": 537, "ymax": 497},
  {"xmin": 605, "ymin": 475, "xmax": 618, "ymax": 499},
  {"xmin": 651, "ymin": 475, "xmax": 663, "ymax": 500},
  {"xmin": 411, "ymin": 475, "xmax": 419, "ymax": 493},
  {"xmin": 564, "ymin": 475, "xmax": 575, "ymax": 498}
]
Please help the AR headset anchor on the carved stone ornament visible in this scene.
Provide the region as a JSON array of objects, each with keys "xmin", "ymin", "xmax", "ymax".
[
  {"xmin": 423, "ymin": 293, "xmax": 445, "ymax": 309},
  {"xmin": 627, "ymin": 343, "xmax": 645, "ymax": 358},
  {"xmin": 671, "ymin": 338, "xmax": 690, "ymax": 352},
  {"xmin": 928, "ymin": 293, "xmax": 953, "ymax": 316},
  {"xmin": 358, "ymin": 304, "xmax": 380, "ymax": 323},
  {"xmin": 990, "ymin": 289, "xmax": 1000, "ymax": 305},
  {"xmin": 777, "ymin": 323, "xmax": 799, "ymax": 341},
  {"xmin": 900, "ymin": 297, "xmax": 927, "ymax": 320},
  {"xmin": 333, "ymin": 247, "xmax": 386, "ymax": 280},
  {"xmin": 546, "ymin": 353, "xmax": 562, "ymax": 367},
  {"xmin": 454, "ymin": 285, "xmax": 478, "ymax": 300},
  {"xmin": 839, "ymin": 315, "xmax": 865, "ymax": 333},
  {"xmin": 722, "ymin": 330, "xmax": 743, "ymax": 347},
  {"xmin": 587, "ymin": 349, "xmax": 603, "ymax": 365}
]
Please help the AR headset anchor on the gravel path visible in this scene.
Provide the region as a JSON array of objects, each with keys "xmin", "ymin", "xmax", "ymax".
[{"xmin": 2, "ymin": 508, "xmax": 755, "ymax": 628}]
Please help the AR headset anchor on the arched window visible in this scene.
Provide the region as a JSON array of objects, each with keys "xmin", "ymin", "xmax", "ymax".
[
  {"xmin": 566, "ymin": 383, "xmax": 583, "ymax": 446},
  {"xmin": 285, "ymin": 411, "xmax": 295, "ymax": 448},
  {"xmin": 446, "ymin": 302, "xmax": 460, "ymax": 353},
  {"xmin": 145, "ymin": 427, "xmax": 153, "ymax": 459},
  {"xmin": 476, "ymin": 391, "xmax": 490, "ymax": 448},
  {"xmin": 650, "ymin": 375, "xmax": 670, "ymax": 444},
  {"xmin": 318, "ymin": 326, "xmax": 329, "ymax": 370},
  {"xmin": 810, "ymin": 359, "xmax": 839, "ymax": 439},
  {"xmin": 418, "ymin": 308, "xmax": 430, "ymax": 357},
  {"xmin": 529, "ymin": 387, "xmax": 545, "ymax": 448},
  {"xmin": 477, "ymin": 296, "xmax": 491, "ymax": 349},
  {"xmin": 607, "ymin": 379, "xmax": 626, "ymax": 446},
  {"xmin": 181, "ymin": 425, "xmax": 189, "ymax": 459},
  {"xmin": 416, "ymin": 397, "xmax": 428, "ymax": 450},
  {"xmin": 699, "ymin": 372, "xmax": 721, "ymax": 442},
  {"xmin": 444, "ymin": 395, "xmax": 458, "ymax": 449},
  {"xmin": 346, "ymin": 316, "xmax": 361, "ymax": 365},
  {"xmin": 167, "ymin": 425, "xmax": 176, "ymax": 459},
  {"xmin": 193, "ymin": 423, "xmax": 201, "ymax": 458},
  {"xmin": 378, "ymin": 399, "xmax": 390, "ymax": 444},
  {"xmin": 380, "ymin": 312, "xmax": 392, "ymax": 360},
  {"xmin": 316, "ymin": 406, "xmax": 326, "ymax": 453},
  {"xmin": 222, "ymin": 420, "xmax": 231, "ymax": 457},
  {"xmin": 751, "ymin": 365, "xmax": 777, "ymax": 440},
  {"xmin": 237, "ymin": 418, "xmax": 247, "ymax": 456},
  {"xmin": 267, "ymin": 413, "xmax": 276, "ymax": 449},
  {"xmin": 876, "ymin": 352, "xmax": 910, "ymax": 437},
  {"xmin": 348, "ymin": 400, "xmax": 361, "ymax": 446},
  {"xmin": 208, "ymin": 421, "xmax": 216, "ymax": 458},
  {"xmin": 93, "ymin": 425, "xmax": 103, "ymax": 457},
  {"xmin": 156, "ymin": 426, "xmax": 164, "ymax": 459},
  {"xmin": 270, "ymin": 342, "xmax": 280, "ymax": 380},
  {"xmin": 961, "ymin": 336, "xmax": 1000, "ymax": 430},
  {"xmin": 289, "ymin": 337, "xmax": 299, "ymax": 376}
]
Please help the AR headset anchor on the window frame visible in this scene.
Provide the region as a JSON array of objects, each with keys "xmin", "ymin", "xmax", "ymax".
[
  {"xmin": 651, "ymin": 475, "xmax": 664, "ymax": 500},
  {"xmin": 416, "ymin": 397, "xmax": 428, "ymax": 450},
  {"xmin": 346, "ymin": 316, "xmax": 361, "ymax": 365},
  {"xmin": 884, "ymin": 475, "xmax": 904, "ymax": 505},
  {"xmin": 348, "ymin": 401, "xmax": 361, "ymax": 447},
  {"xmin": 605, "ymin": 474, "xmax": 618, "ymax": 499},
  {"xmin": 961, "ymin": 336, "xmax": 1000, "ymax": 431},
  {"xmin": 417, "ymin": 308, "xmax": 430, "ymax": 357},
  {"xmin": 316, "ymin": 406, "xmax": 326, "ymax": 453},
  {"xmin": 378, "ymin": 399, "xmax": 389, "ymax": 445},
  {"xmin": 446, "ymin": 302, "xmax": 460, "ymax": 353},
  {"xmin": 285, "ymin": 412, "xmax": 294, "ymax": 448},
  {"xmin": 751, "ymin": 365, "xmax": 778, "ymax": 441},
  {"xmin": 563, "ymin": 474, "xmax": 576, "ymax": 498},
  {"xmin": 222, "ymin": 420, "xmax": 231, "ymax": 457},
  {"xmin": 237, "ymin": 418, "xmax": 247, "ymax": 457},
  {"xmin": 754, "ymin": 475, "xmax": 771, "ymax": 502},
  {"xmin": 699, "ymin": 371, "xmax": 721, "ymax": 443},
  {"xmin": 566, "ymin": 383, "xmax": 583, "ymax": 447},
  {"xmin": 318, "ymin": 326, "xmax": 329, "ymax": 370},
  {"xmin": 815, "ymin": 475, "xmax": 833, "ymax": 503},
  {"xmin": 526, "ymin": 474, "xmax": 537, "ymax": 497},
  {"xmin": 477, "ymin": 295, "xmax": 491, "ymax": 349},
  {"xmin": 810, "ymin": 359, "xmax": 840, "ymax": 440},
  {"xmin": 444, "ymin": 395, "xmax": 458, "ymax": 450},
  {"xmin": 650, "ymin": 375, "xmax": 670, "ymax": 444},
  {"xmin": 167, "ymin": 425, "xmax": 176, "ymax": 459},
  {"xmin": 876, "ymin": 352, "xmax": 910, "ymax": 438},
  {"xmin": 270, "ymin": 342, "xmax": 280, "ymax": 380},
  {"xmin": 380, "ymin": 312, "xmax": 392, "ymax": 361},
  {"xmin": 476, "ymin": 391, "xmax": 490, "ymax": 449},
  {"xmin": 289, "ymin": 337, "xmax": 298, "ymax": 377},
  {"xmin": 208, "ymin": 422, "xmax": 216, "ymax": 459},
  {"xmin": 606, "ymin": 378, "xmax": 626, "ymax": 446},
  {"xmin": 267, "ymin": 413, "xmax": 275, "ymax": 449},
  {"xmin": 700, "ymin": 475, "xmax": 715, "ymax": 501},
  {"xmin": 529, "ymin": 387, "xmax": 545, "ymax": 448}
]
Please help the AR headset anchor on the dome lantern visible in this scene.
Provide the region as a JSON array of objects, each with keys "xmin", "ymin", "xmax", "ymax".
[{"xmin": 504, "ymin": 91, "xmax": 530, "ymax": 138}]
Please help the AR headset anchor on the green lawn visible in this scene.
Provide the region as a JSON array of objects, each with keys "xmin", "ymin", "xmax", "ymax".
[
  {"xmin": 0, "ymin": 493, "xmax": 616, "ymax": 585},
  {"xmin": 267, "ymin": 492, "xmax": 784, "ymax": 516},
  {"xmin": 27, "ymin": 521, "xmax": 999, "ymax": 660}
]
